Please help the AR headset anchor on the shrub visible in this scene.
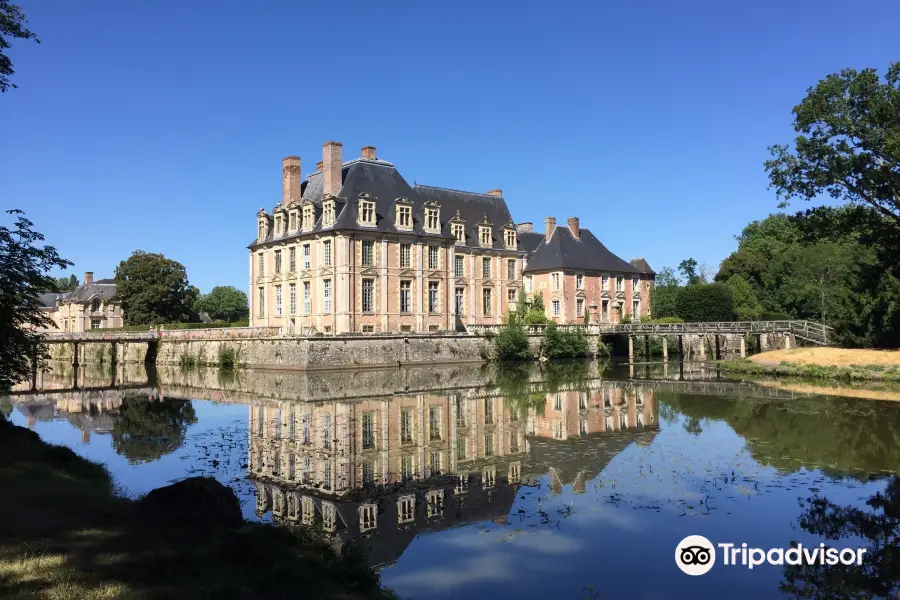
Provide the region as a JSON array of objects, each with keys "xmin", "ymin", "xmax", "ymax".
[
  {"xmin": 494, "ymin": 325, "xmax": 533, "ymax": 361},
  {"xmin": 760, "ymin": 312, "xmax": 791, "ymax": 320},
  {"xmin": 638, "ymin": 316, "xmax": 684, "ymax": 324},
  {"xmin": 675, "ymin": 283, "xmax": 736, "ymax": 322},
  {"xmin": 217, "ymin": 346, "xmax": 238, "ymax": 369},
  {"xmin": 179, "ymin": 353, "xmax": 198, "ymax": 370},
  {"xmin": 541, "ymin": 323, "xmax": 591, "ymax": 359},
  {"xmin": 523, "ymin": 309, "xmax": 548, "ymax": 325},
  {"xmin": 596, "ymin": 339, "xmax": 610, "ymax": 358}
]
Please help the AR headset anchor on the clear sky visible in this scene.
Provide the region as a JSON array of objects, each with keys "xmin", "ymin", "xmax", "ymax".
[{"xmin": 3, "ymin": 0, "xmax": 899, "ymax": 292}]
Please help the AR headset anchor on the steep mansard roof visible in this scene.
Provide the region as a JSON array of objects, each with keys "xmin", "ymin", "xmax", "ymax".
[
  {"xmin": 523, "ymin": 225, "xmax": 643, "ymax": 274},
  {"xmin": 250, "ymin": 159, "xmax": 520, "ymax": 252},
  {"xmin": 629, "ymin": 257, "xmax": 656, "ymax": 275}
]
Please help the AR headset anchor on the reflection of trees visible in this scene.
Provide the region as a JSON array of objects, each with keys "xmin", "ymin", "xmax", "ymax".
[
  {"xmin": 659, "ymin": 393, "xmax": 900, "ymax": 478},
  {"xmin": 493, "ymin": 361, "xmax": 594, "ymax": 418},
  {"xmin": 112, "ymin": 397, "xmax": 197, "ymax": 463},
  {"xmin": 781, "ymin": 476, "xmax": 900, "ymax": 599}
]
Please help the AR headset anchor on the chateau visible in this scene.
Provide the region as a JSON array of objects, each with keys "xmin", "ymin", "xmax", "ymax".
[
  {"xmin": 38, "ymin": 272, "xmax": 124, "ymax": 332},
  {"xmin": 249, "ymin": 142, "xmax": 654, "ymax": 334}
]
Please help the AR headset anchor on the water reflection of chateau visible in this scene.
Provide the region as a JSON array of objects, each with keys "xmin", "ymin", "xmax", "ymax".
[{"xmin": 249, "ymin": 383, "xmax": 657, "ymax": 565}]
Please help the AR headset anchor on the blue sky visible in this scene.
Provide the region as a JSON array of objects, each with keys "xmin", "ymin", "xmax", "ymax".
[{"xmin": 3, "ymin": 0, "xmax": 898, "ymax": 292}]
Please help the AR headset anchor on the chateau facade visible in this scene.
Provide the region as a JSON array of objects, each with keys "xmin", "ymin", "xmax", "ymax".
[
  {"xmin": 249, "ymin": 142, "xmax": 654, "ymax": 334},
  {"xmin": 38, "ymin": 272, "xmax": 124, "ymax": 332}
]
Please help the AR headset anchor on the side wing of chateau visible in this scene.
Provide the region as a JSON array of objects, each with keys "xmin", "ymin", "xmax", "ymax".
[
  {"xmin": 37, "ymin": 272, "xmax": 124, "ymax": 332},
  {"xmin": 249, "ymin": 142, "xmax": 654, "ymax": 334}
]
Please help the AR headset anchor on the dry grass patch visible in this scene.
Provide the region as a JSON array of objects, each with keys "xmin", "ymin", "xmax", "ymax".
[
  {"xmin": 751, "ymin": 347, "xmax": 900, "ymax": 368},
  {"xmin": 754, "ymin": 379, "xmax": 900, "ymax": 402}
]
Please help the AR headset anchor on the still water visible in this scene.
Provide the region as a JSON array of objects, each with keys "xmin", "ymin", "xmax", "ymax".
[{"xmin": 6, "ymin": 360, "xmax": 900, "ymax": 599}]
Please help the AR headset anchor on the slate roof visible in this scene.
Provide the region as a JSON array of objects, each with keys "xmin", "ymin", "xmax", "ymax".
[
  {"xmin": 250, "ymin": 159, "xmax": 521, "ymax": 252},
  {"xmin": 38, "ymin": 292, "xmax": 61, "ymax": 309},
  {"xmin": 518, "ymin": 231, "xmax": 544, "ymax": 253},
  {"xmin": 523, "ymin": 226, "xmax": 643, "ymax": 274},
  {"xmin": 64, "ymin": 281, "xmax": 118, "ymax": 303},
  {"xmin": 630, "ymin": 257, "xmax": 656, "ymax": 275}
]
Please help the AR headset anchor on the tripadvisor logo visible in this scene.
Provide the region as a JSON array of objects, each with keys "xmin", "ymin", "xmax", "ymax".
[{"xmin": 675, "ymin": 535, "xmax": 867, "ymax": 575}]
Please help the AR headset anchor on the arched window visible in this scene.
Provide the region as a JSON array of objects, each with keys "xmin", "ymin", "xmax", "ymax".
[{"xmin": 91, "ymin": 298, "xmax": 101, "ymax": 312}]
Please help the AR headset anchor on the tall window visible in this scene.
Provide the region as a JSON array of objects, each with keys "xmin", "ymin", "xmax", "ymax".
[
  {"xmin": 275, "ymin": 285, "xmax": 282, "ymax": 315},
  {"xmin": 400, "ymin": 409, "xmax": 412, "ymax": 443},
  {"xmin": 275, "ymin": 215, "xmax": 282, "ymax": 235},
  {"xmin": 632, "ymin": 276, "xmax": 640, "ymax": 292},
  {"xmin": 524, "ymin": 275, "xmax": 532, "ymax": 293},
  {"xmin": 289, "ymin": 212, "xmax": 297, "ymax": 231},
  {"xmin": 552, "ymin": 299, "xmax": 560, "ymax": 316},
  {"xmin": 302, "ymin": 205, "xmax": 313, "ymax": 230},
  {"xmin": 322, "ymin": 240, "xmax": 332, "ymax": 266},
  {"xmin": 508, "ymin": 289, "xmax": 516, "ymax": 304},
  {"xmin": 274, "ymin": 250, "xmax": 282, "ymax": 274},
  {"xmin": 303, "ymin": 244, "xmax": 310, "ymax": 270},
  {"xmin": 576, "ymin": 273, "xmax": 584, "ymax": 289},
  {"xmin": 454, "ymin": 255, "xmax": 464, "ymax": 277},
  {"xmin": 484, "ymin": 433, "xmax": 494, "ymax": 456},
  {"xmin": 362, "ymin": 240, "xmax": 374, "ymax": 266},
  {"xmin": 303, "ymin": 281, "xmax": 311, "ymax": 313},
  {"xmin": 479, "ymin": 226, "xmax": 491, "ymax": 246},
  {"xmin": 616, "ymin": 276, "xmax": 624, "ymax": 291},
  {"xmin": 507, "ymin": 259, "xmax": 515, "ymax": 280},
  {"xmin": 633, "ymin": 299, "xmax": 640, "ymax": 317},
  {"xmin": 485, "ymin": 399, "xmax": 493, "ymax": 424},
  {"xmin": 359, "ymin": 200, "xmax": 376, "ymax": 225},
  {"xmin": 322, "ymin": 414, "xmax": 332, "ymax": 450},
  {"xmin": 400, "ymin": 280, "xmax": 411, "ymax": 313},
  {"xmin": 428, "ymin": 281, "xmax": 439, "ymax": 313},
  {"xmin": 400, "ymin": 243, "xmax": 411, "ymax": 268},
  {"xmin": 505, "ymin": 229, "xmax": 516, "ymax": 249},
  {"xmin": 455, "ymin": 288, "xmax": 464, "ymax": 315},
  {"xmin": 577, "ymin": 298, "xmax": 584, "ymax": 317},
  {"xmin": 323, "ymin": 280, "xmax": 332, "ymax": 313},
  {"xmin": 362, "ymin": 412, "xmax": 375, "ymax": 449},
  {"xmin": 91, "ymin": 298, "xmax": 101, "ymax": 312},
  {"xmin": 323, "ymin": 201, "xmax": 334, "ymax": 227},
  {"xmin": 452, "ymin": 223, "xmax": 465, "ymax": 243},
  {"xmin": 397, "ymin": 204, "xmax": 411, "ymax": 228},
  {"xmin": 425, "ymin": 207, "xmax": 439, "ymax": 231},
  {"xmin": 289, "ymin": 283, "xmax": 296, "ymax": 314},
  {"xmin": 257, "ymin": 253, "xmax": 264, "ymax": 277},
  {"xmin": 258, "ymin": 287, "xmax": 265, "ymax": 317},
  {"xmin": 428, "ymin": 246, "xmax": 438, "ymax": 270},
  {"xmin": 362, "ymin": 279, "xmax": 374, "ymax": 312},
  {"xmin": 551, "ymin": 272, "xmax": 560, "ymax": 290},
  {"xmin": 482, "ymin": 257, "xmax": 491, "ymax": 279},
  {"xmin": 483, "ymin": 288, "xmax": 492, "ymax": 316},
  {"xmin": 258, "ymin": 221, "xmax": 266, "ymax": 239},
  {"xmin": 602, "ymin": 275, "xmax": 609, "ymax": 290},
  {"xmin": 429, "ymin": 406, "xmax": 441, "ymax": 440}
]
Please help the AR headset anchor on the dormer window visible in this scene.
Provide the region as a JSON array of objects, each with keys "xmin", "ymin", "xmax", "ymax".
[
  {"xmin": 358, "ymin": 193, "xmax": 376, "ymax": 226},
  {"xmin": 504, "ymin": 228, "xmax": 516, "ymax": 249},
  {"xmin": 289, "ymin": 212, "xmax": 297, "ymax": 231},
  {"xmin": 450, "ymin": 210, "xmax": 465, "ymax": 244},
  {"xmin": 479, "ymin": 226, "xmax": 492, "ymax": 247},
  {"xmin": 258, "ymin": 221, "xmax": 266, "ymax": 239},
  {"xmin": 274, "ymin": 215, "xmax": 283, "ymax": 236},
  {"xmin": 322, "ymin": 198, "xmax": 335, "ymax": 227},
  {"xmin": 302, "ymin": 204, "xmax": 314, "ymax": 230},
  {"xmin": 395, "ymin": 198, "xmax": 413, "ymax": 229},
  {"xmin": 423, "ymin": 201, "xmax": 440, "ymax": 233},
  {"xmin": 91, "ymin": 298, "xmax": 100, "ymax": 312}
]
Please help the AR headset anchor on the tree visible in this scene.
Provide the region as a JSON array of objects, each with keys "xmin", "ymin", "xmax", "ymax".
[
  {"xmin": 115, "ymin": 251, "xmax": 196, "ymax": 325},
  {"xmin": 674, "ymin": 283, "xmax": 735, "ymax": 322},
  {"xmin": 195, "ymin": 286, "xmax": 249, "ymax": 322},
  {"xmin": 724, "ymin": 275, "xmax": 763, "ymax": 321},
  {"xmin": 0, "ymin": 1, "xmax": 39, "ymax": 93},
  {"xmin": 677, "ymin": 258, "xmax": 701, "ymax": 285},
  {"xmin": 651, "ymin": 266, "xmax": 680, "ymax": 318},
  {"xmin": 766, "ymin": 62, "xmax": 900, "ymax": 229},
  {"xmin": 0, "ymin": 210, "xmax": 72, "ymax": 390},
  {"xmin": 54, "ymin": 274, "xmax": 78, "ymax": 292}
]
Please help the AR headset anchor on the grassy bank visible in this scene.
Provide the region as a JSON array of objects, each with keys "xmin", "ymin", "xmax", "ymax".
[
  {"xmin": 0, "ymin": 415, "xmax": 395, "ymax": 600},
  {"xmin": 721, "ymin": 347, "xmax": 900, "ymax": 381}
]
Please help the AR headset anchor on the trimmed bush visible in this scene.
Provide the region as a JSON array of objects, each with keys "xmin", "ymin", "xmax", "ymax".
[
  {"xmin": 494, "ymin": 325, "xmax": 533, "ymax": 361},
  {"xmin": 675, "ymin": 283, "xmax": 736, "ymax": 322}
]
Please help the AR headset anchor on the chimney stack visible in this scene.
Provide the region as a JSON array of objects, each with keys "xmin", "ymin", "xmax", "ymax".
[
  {"xmin": 545, "ymin": 217, "xmax": 556, "ymax": 242},
  {"xmin": 361, "ymin": 146, "xmax": 376, "ymax": 160},
  {"xmin": 84, "ymin": 272, "xmax": 93, "ymax": 286},
  {"xmin": 323, "ymin": 141, "xmax": 343, "ymax": 197},
  {"xmin": 567, "ymin": 217, "xmax": 580, "ymax": 239},
  {"xmin": 316, "ymin": 160, "xmax": 324, "ymax": 172},
  {"xmin": 282, "ymin": 156, "xmax": 301, "ymax": 204},
  {"xmin": 517, "ymin": 222, "xmax": 533, "ymax": 234},
  {"xmin": 487, "ymin": 189, "xmax": 503, "ymax": 197}
]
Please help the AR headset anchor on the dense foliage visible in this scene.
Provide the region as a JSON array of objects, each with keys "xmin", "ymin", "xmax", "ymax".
[
  {"xmin": 195, "ymin": 286, "xmax": 249, "ymax": 322},
  {"xmin": 716, "ymin": 206, "xmax": 900, "ymax": 346},
  {"xmin": 540, "ymin": 322, "xmax": 590, "ymax": 359},
  {"xmin": 53, "ymin": 274, "xmax": 78, "ymax": 292},
  {"xmin": 0, "ymin": 210, "xmax": 71, "ymax": 390},
  {"xmin": 115, "ymin": 251, "xmax": 198, "ymax": 325},
  {"xmin": 650, "ymin": 267, "xmax": 679, "ymax": 318},
  {"xmin": 674, "ymin": 282, "xmax": 735, "ymax": 322},
  {"xmin": 0, "ymin": 1, "xmax": 39, "ymax": 93},
  {"xmin": 493, "ymin": 323, "xmax": 532, "ymax": 361}
]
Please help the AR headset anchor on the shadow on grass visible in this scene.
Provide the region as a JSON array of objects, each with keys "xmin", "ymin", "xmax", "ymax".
[{"xmin": 0, "ymin": 415, "xmax": 395, "ymax": 600}]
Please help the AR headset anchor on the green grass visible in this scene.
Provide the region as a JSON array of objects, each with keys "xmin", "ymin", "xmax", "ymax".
[
  {"xmin": 0, "ymin": 415, "xmax": 396, "ymax": 599},
  {"xmin": 720, "ymin": 358, "xmax": 900, "ymax": 382}
]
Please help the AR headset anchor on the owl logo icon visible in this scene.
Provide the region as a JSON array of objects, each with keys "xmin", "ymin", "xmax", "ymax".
[{"xmin": 675, "ymin": 535, "xmax": 716, "ymax": 575}]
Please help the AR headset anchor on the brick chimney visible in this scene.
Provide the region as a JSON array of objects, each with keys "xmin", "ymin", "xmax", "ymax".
[
  {"xmin": 282, "ymin": 156, "xmax": 301, "ymax": 204},
  {"xmin": 517, "ymin": 222, "xmax": 533, "ymax": 233},
  {"xmin": 84, "ymin": 272, "xmax": 93, "ymax": 286},
  {"xmin": 545, "ymin": 217, "xmax": 556, "ymax": 242},
  {"xmin": 323, "ymin": 141, "xmax": 343, "ymax": 197},
  {"xmin": 487, "ymin": 189, "xmax": 502, "ymax": 197},
  {"xmin": 316, "ymin": 160, "xmax": 324, "ymax": 172},
  {"xmin": 361, "ymin": 146, "xmax": 376, "ymax": 160},
  {"xmin": 567, "ymin": 217, "xmax": 580, "ymax": 239}
]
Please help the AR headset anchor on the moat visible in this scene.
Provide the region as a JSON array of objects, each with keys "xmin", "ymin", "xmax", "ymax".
[{"xmin": 6, "ymin": 360, "xmax": 900, "ymax": 599}]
